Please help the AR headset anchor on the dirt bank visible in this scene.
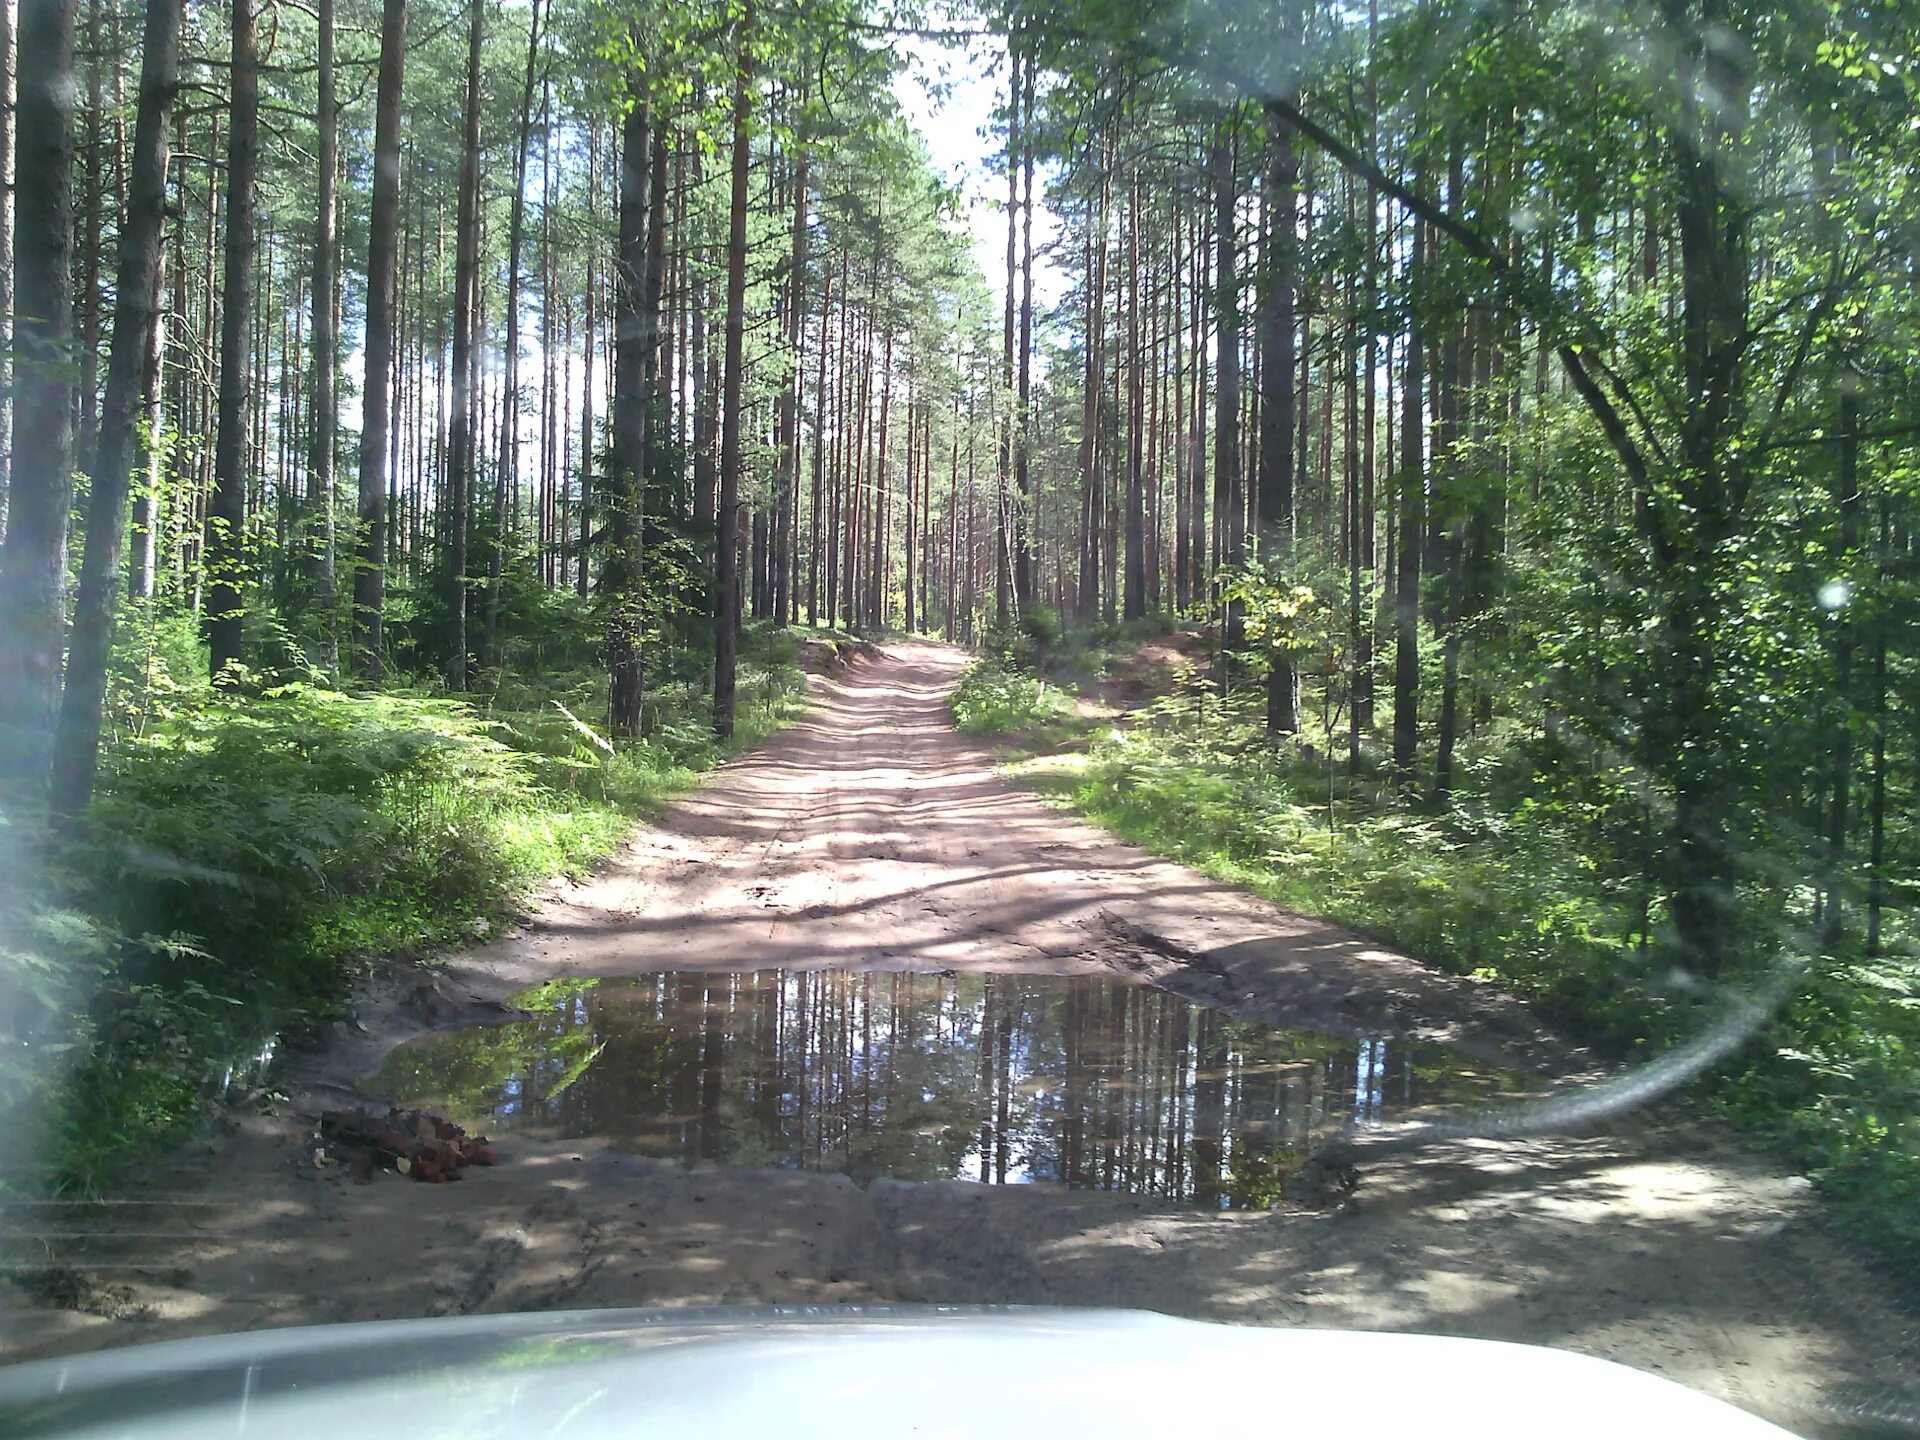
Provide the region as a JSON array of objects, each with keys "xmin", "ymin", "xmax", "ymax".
[{"xmin": 1, "ymin": 641, "xmax": 1911, "ymax": 1438}]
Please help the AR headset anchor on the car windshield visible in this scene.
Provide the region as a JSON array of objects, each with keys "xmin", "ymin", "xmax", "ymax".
[{"xmin": 0, "ymin": 0, "xmax": 1916, "ymax": 1433}]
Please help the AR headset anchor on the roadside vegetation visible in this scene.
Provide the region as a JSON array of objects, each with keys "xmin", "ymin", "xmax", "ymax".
[
  {"xmin": 951, "ymin": 662, "xmax": 1064, "ymax": 736},
  {"xmin": 964, "ymin": 620, "xmax": 1920, "ymax": 1266},
  {"xmin": 2, "ymin": 609, "xmax": 809, "ymax": 1192}
]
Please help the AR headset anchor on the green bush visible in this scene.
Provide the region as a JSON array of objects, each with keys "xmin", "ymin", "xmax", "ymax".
[
  {"xmin": 951, "ymin": 661, "xmax": 1064, "ymax": 736},
  {"xmin": 1007, "ymin": 668, "xmax": 1920, "ymax": 1265},
  {"xmin": 4, "ymin": 631, "xmax": 810, "ymax": 1192},
  {"xmin": 1034, "ymin": 703, "xmax": 1681, "ymax": 1052},
  {"xmin": 982, "ymin": 604, "xmax": 1064, "ymax": 671}
]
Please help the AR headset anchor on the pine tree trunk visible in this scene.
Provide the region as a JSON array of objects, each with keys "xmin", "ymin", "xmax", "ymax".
[
  {"xmin": 774, "ymin": 137, "xmax": 809, "ymax": 630},
  {"xmin": 306, "ymin": 0, "xmax": 337, "ymax": 660},
  {"xmin": 807, "ymin": 258, "xmax": 830, "ymax": 624},
  {"xmin": 1391, "ymin": 215, "xmax": 1425, "ymax": 773},
  {"xmin": 1820, "ymin": 376, "xmax": 1862, "ymax": 947},
  {"xmin": 129, "ymin": 245, "xmax": 164, "ymax": 604},
  {"xmin": 484, "ymin": 0, "xmax": 543, "ymax": 666},
  {"xmin": 1867, "ymin": 494, "xmax": 1888, "ymax": 953},
  {"xmin": 1212, "ymin": 130, "xmax": 1245, "ymax": 673},
  {"xmin": 0, "ymin": 0, "xmax": 77, "ymax": 788},
  {"xmin": 1077, "ymin": 146, "xmax": 1103, "ymax": 621},
  {"xmin": 1356, "ymin": 10, "xmax": 1379, "ymax": 745},
  {"xmin": 1431, "ymin": 218, "xmax": 1468, "ymax": 804},
  {"xmin": 1655, "ymin": 4, "xmax": 1751, "ymax": 978},
  {"xmin": 577, "ymin": 123, "xmax": 597, "ymax": 597},
  {"xmin": 995, "ymin": 44, "xmax": 1019, "ymax": 626},
  {"xmin": 353, "ymin": 0, "xmax": 406, "ymax": 681},
  {"xmin": 204, "ymin": 0, "xmax": 259, "ymax": 684},
  {"xmin": 48, "ymin": 0, "xmax": 181, "ymax": 815},
  {"xmin": 537, "ymin": 70, "xmax": 555, "ymax": 587},
  {"xmin": 1013, "ymin": 54, "xmax": 1035, "ymax": 613},
  {"xmin": 444, "ymin": 0, "xmax": 483, "ymax": 691},
  {"xmin": 1344, "ymin": 175, "xmax": 1367, "ymax": 771},
  {"xmin": 946, "ymin": 384, "xmax": 960, "ymax": 638},
  {"xmin": 872, "ymin": 329, "xmax": 893, "ymax": 626},
  {"xmin": 75, "ymin": 0, "xmax": 100, "ymax": 466},
  {"xmin": 712, "ymin": 6, "xmax": 752, "ymax": 736},
  {"xmin": 1123, "ymin": 171, "xmax": 1146, "ymax": 621},
  {"xmin": 606, "ymin": 98, "xmax": 650, "ymax": 738},
  {"xmin": 1258, "ymin": 98, "xmax": 1300, "ymax": 733},
  {"xmin": 640, "ymin": 119, "xmax": 668, "ymax": 484}
]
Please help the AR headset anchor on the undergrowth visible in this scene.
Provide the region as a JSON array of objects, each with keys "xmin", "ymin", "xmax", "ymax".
[
  {"xmin": 0, "ymin": 623, "xmax": 810, "ymax": 1192},
  {"xmin": 997, "ymin": 642, "xmax": 1920, "ymax": 1266},
  {"xmin": 950, "ymin": 660, "xmax": 1066, "ymax": 736}
]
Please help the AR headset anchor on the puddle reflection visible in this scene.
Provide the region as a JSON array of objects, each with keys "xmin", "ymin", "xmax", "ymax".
[{"xmin": 369, "ymin": 971, "xmax": 1530, "ymax": 1208}]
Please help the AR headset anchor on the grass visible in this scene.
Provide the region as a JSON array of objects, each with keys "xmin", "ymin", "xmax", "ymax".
[
  {"xmin": 1006, "ymin": 684, "xmax": 1662, "ymax": 1052},
  {"xmin": 0, "ymin": 623, "xmax": 812, "ymax": 1192},
  {"xmin": 984, "ymin": 631, "xmax": 1920, "ymax": 1266},
  {"xmin": 949, "ymin": 659, "xmax": 1070, "ymax": 736}
]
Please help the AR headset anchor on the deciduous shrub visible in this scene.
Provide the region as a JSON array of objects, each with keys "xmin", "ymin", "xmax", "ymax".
[{"xmin": 951, "ymin": 660, "xmax": 1063, "ymax": 736}]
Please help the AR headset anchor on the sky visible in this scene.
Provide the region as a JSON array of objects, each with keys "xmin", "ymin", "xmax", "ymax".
[{"xmin": 889, "ymin": 29, "xmax": 1070, "ymax": 316}]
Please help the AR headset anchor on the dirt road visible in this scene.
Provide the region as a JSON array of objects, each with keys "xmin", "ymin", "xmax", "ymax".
[{"xmin": 1, "ymin": 641, "xmax": 1912, "ymax": 1436}]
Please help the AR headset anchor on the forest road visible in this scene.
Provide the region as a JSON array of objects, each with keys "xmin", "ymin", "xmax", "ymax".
[{"xmin": 1, "ymin": 639, "xmax": 1913, "ymax": 1438}]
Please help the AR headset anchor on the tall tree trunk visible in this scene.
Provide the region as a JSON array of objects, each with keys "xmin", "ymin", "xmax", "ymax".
[
  {"xmin": 306, "ymin": 0, "xmax": 337, "ymax": 661},
  {"xmin": 606, "ymin": 98, "xmax": 650, "ymax": 738},
  {"xmin": 1211, "ymin": 130, "xmax": 1245, "ymax": 672},
  {"xmin": 1355, "ymin": 3, "xmax": 1379, "ymax": 750},
  {"xmin": 1013, "ymin": 52, "xmax": 1035, "ymax": 613},
  {"xmin": 1123, "ymin": 171, "xmax": 1146, "ymax": 621},
  {"xmin": 1258, "ymin": 97, "xmax": 1300, "ymax": 733},
  {"xmin": 536, "ymin": 69, "xmax": 555, "ymax": 587},
  {"xmin": 640, "ymin": 117, "xmax": 668, "ymax": 489},
  {"xmin": 1820, "ymin": 375, "xmax": 1862, "ymax": 948},
  {"xmin": 711, "ymin": 6, "xmax": 752, "ymax": 737},
  {"xmin": 1391, "ymin": 214, "xmax": 1425, "ymax": 772},
  {"xmin": 1431, "ymin": 155, "xmax": 1470, "ymax": 805},
  {"xmin": 903, "ymin": 392, "xmax": 916, "ymax": 632},
  {"xmin": 48, "ymin": 0, "xmax": 180, "ymax": 815},
  {"xmin": 1656, "ymin": 0, "xmax": 1751, "ymax": 978},
  {"xmin": 204, "ymin": 0, "xmax": 259, "ymax": 683},
  {"xmin": 774, "ymin": 133, "xmax": 809, "ymax": 630},
  {"xmin": 1078, "ymin": 144, "xmax": 1107, "ymax": 622},
  {"xmin": 0, "ymin": 0, "xmax": 76, "ymax": 788},
  {"xmin": 577, "ymin": 123, "xmax": 597, "ymax": 597},
  {"xmin": 872, "ymin": 328, "xmax": 893, "ymax": 625},
  {"xmin": 75, "ymin": 0, "xmax": 99, "ymax": 466},
  {"xmin": 485, "ymin": 0, "xmax": 543, "ymax": 666},
  {"xmin": 444, "ymin": 0, "xmax": 483, "ymax": 691},
  {"xmin": 1866, "ymin": 494, "xmax": 1888, "ymax": 954},
  {"xmin": 807, "ymin": 257, "xmax": 830, "ymax": 624},
  {"xmin": 129, "ymin": 244, "xmax": 164, "ymax": 604},
  {"xmin": 353, "ymin": 0, "xmax": 406, "ymax": 681},
  {"xmin": 995, "ymin": 43, "xmax": 1018, "ymax": 626},
  {"xmin": 1345, "ymin": 176, "xmax": 1370, "ymax": 771},
  {"xmin": 1171, "ymin": 205, "xmax": 1189, "ymax": 611}
]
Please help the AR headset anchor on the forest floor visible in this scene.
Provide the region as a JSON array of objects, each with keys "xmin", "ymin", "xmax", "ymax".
[{"xmin": 1, "ymin": 640, "xmax": 1913, "ymax": 1436}]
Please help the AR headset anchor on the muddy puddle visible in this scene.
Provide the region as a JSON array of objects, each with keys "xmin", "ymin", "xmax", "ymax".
[{"xmin": 369, "ymin": 970, "xmax": 1533, "ymax": 1208}]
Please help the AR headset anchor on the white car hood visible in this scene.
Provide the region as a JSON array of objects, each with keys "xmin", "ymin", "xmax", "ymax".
[{"xmin": 0, "ymin": 1305, "xmax": 1801, "ymax": 1438}]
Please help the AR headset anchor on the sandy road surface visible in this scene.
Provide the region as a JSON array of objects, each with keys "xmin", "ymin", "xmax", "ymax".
[{"xmin": 1, "ymin": 641, "xmax": 1913, "ymax": 1436}]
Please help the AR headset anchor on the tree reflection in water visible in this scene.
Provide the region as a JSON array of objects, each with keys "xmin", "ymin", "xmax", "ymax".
[{"xmin": 371, "ymin": 970, "xmax": 1529, "ymax": 1209}]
